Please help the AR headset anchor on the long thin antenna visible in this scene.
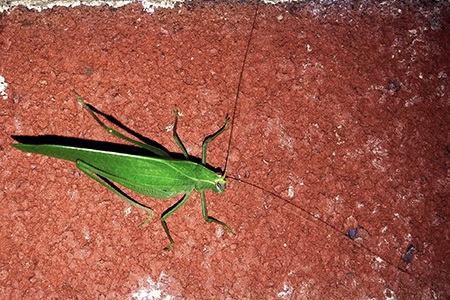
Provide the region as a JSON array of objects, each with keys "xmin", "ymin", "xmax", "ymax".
[{"xmin": 224, "ymin": 3, "xmax": 259, "ymax": 173}]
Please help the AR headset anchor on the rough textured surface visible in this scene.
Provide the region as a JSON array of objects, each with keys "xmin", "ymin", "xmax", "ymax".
[{"xmin": 1, "ymin": 1, "xmax": 449, "ymax": 299}]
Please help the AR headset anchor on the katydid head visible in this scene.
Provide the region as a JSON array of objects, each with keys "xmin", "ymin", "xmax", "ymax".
[{"xmin": 212, "ymin": 173, "xmax": 226, "ymax": 194}]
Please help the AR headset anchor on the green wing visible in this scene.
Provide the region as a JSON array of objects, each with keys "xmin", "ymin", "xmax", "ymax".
[{"xmin": 12, "ymin": 144, "xmax": 214, "ymax": 199}]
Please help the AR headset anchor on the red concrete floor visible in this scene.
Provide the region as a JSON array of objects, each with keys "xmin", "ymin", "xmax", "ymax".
[{"xmin": 1, "ymin": 1, "xmax": 449, "ymax": 299}]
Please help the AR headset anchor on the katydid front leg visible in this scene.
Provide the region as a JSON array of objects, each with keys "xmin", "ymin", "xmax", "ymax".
[
  {"xmin": 172, "ymin": 108, "xmax": 229, "ymax": 165},
  {"xmin": 200, "ymin": 191, "xmax": 234, "ymax": 235},
  {"xmin": 161, "ymin": 191, "xmax": 233, "ymax": 252},
  {"xmin": 202, "ymin": 115, "xmax": 229, "ymax": 165}
]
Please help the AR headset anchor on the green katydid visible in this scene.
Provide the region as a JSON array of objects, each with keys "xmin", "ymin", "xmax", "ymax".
[{"xmin": 12, "ymin": 92, "xmax": 233, "ymax": 251}]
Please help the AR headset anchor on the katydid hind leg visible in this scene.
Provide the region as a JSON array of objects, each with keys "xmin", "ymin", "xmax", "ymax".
[
  {"xmin": 200, "ymin": 191, "xmax": 234, "ymax": 234},
  {"xmin": 74, "ymin": 91, "xmax": 171, "ymax": 158},
  {"xmin": 76, "ymin": 160, "xmax": 155, "ymax": 226},
  {"xmin": 160, "ymin": 191, "xmax": 193, "ymax": 251}
]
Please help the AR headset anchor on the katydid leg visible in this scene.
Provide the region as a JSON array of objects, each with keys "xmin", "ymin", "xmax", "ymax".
[
  {"xmin": 161, "ymin": 190, "xmax": 193, "ymax": 251},
  {"xmin": 74, "ymin": 91, "xmax": 170, "ymax": 158},
  {"xmin": 201, "ymin": 116, "xmax": 229, "ymax": 165},
  {"xmin": 76, "ymin": 160, "xmax": 155, "ymax": 226},
  {"xmin": 172, "ymin": 108, "xmax": 189, "ymax": 160},
  {"xmin": 200, "ymin": 191, "xmax": 234, "ymax": 234},
  {"xmin": 172, "ymin": 109, "xmax": 229, "ymax": 165}
]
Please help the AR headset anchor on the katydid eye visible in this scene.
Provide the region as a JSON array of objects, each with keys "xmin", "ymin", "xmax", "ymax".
[{"xmin": 216, "ymin": 182, "xmax": 222, "ymax": 190}]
